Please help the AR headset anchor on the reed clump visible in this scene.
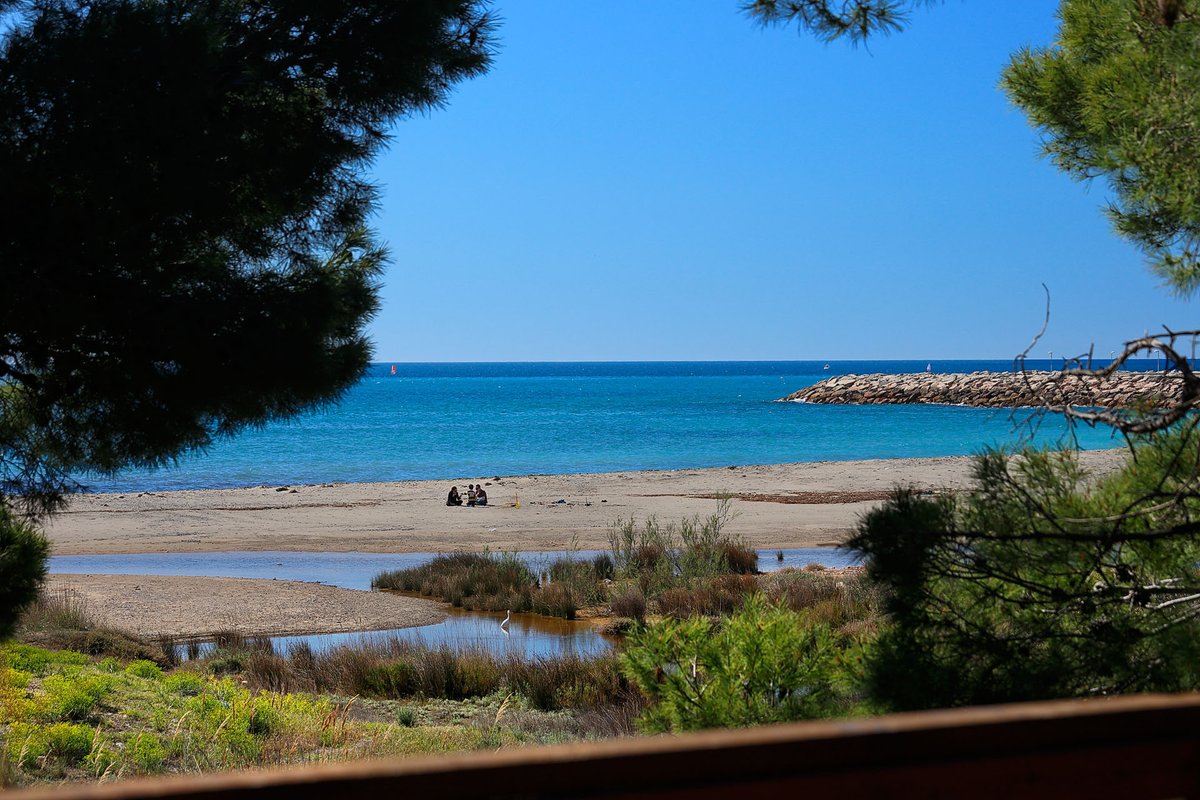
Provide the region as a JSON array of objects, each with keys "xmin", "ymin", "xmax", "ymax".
[
  {"xmin": 373, "ymin": 552, "xmax": 538, "ymax": 613},
  {"xmin": 373, "ymin": 551, "xmax": 613, "ymax": 619},
  {"xmin": 608, "ymin": 499, "xmax": 758, "ymax": 596},
  {"xmin": 656, "ymin": 573, "xmax": 758, "ymax": 619},
  {"xmin": 234, "ymin": 637, "xmax": 631, "ymax": 712},
  {"xmin": 16, "ymin": 590, "xmax": 165, "ymax": 665},
  {"xmin": 759, "ymin": 569, "xmax": 880, "ymax": 634}
]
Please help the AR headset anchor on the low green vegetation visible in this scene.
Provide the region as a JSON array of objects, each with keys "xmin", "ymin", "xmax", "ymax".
[
  {"xmin": 853, "ymin": 428, "xmax": 1200, "ymax": 711},
  {"xmin": 622, "ymin": 595, "xmax": 869, "ymax": 732},
  {"xmin": 0, "ymin": 636, "xmax": 638, "ymax": 788},
  {"xmin": 31, "ymin": 435, "xmax": 1200, "ymax": 783}
]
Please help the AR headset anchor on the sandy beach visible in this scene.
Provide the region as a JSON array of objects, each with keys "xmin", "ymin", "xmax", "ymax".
[
  {"xmin": 45, "ymin": 574, "xmax": 447, "ymax": 638},
  {"xmin": 43, "ymin": 452, "xmax": 1126, "ymax": 637},
  {"xmin": 47, "ymin": 451, "xmax": 1126, "ymax": 556}
]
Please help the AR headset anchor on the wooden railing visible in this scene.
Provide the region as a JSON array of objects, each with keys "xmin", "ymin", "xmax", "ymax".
[{"xmin": 8, "ymin": 694, "xmax": 1200, "ymax": 800}]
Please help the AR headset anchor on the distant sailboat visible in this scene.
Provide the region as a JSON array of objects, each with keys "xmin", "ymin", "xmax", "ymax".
[
  {"xmin": 925, "ymin": 363, "xmax": 932, "ymax": 373},
  {"xmin": 390, "ymin": 364, "xmax": 397, "ymax": 376},
  {"xmin": 823, "ymin": 363, "xmax": 830, "ymax": 370}
]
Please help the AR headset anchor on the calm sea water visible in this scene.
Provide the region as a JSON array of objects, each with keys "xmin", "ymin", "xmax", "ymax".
[{"xmin": 81, "ymin": 360, "xmax": 1141, "ymax": 493}]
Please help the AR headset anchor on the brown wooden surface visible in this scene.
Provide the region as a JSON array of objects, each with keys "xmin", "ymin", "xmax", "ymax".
[{"xmin": 7, "ymin": 694, "xmax": 1200, "ymax": 800}]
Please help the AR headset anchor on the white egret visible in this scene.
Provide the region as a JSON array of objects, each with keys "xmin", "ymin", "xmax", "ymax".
[{"xmin": 500, "ymin": 609, "xmax": 511, "ymax": 629}]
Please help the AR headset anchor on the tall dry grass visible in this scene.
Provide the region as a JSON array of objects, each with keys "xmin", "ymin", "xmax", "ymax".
[
  {"xmin": 16, "ymin": 590, "xmax": 165, "ymax": 664},
  {"xmin": 234, "ymin": 636, "xmax": 633, "ymax": 712}
]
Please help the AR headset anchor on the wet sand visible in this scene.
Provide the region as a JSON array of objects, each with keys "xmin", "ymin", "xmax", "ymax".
[{"xmin": 45, "ymin": 574, "xmax": 447, "ymax": 638}]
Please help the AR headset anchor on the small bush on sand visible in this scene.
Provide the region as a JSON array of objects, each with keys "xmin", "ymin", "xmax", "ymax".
[
  {"xmin": 609, "ymin": 587, "xmax": 646, "ymax": 622},
  {"xmin": 373, "ymin": 552, "xmax": 537, "ymax": 613},
  {"xmin": 18, "ymin": 590, "xmax": 91, "ymax": 633}
]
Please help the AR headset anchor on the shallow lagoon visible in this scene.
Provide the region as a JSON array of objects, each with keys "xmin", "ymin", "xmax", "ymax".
[{"xmin": 48, "ymin": 547, "xmax": 856, "ymax": 657}]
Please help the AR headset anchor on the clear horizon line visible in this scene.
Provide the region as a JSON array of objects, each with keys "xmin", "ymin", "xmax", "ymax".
[{"xmin": 365, "ymin": 357, "xmax": 1112, "ymax": 365}]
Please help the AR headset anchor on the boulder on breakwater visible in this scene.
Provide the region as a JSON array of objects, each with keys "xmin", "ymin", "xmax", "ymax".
[{"xmin": 779, "ymin": 371, "xmax": 1184, "ymax": 409}]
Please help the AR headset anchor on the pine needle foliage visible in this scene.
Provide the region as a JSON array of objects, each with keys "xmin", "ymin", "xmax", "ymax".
[
  {"xmin": 0, "ymin": 0, "xmax": 495, "ymax": 633},
  {"xmin": 1002, "ymin": 0, "xmax": 1200, "ymax": 295},
  {"xmin": 852, "ymin": 430, "xmax": 1200, "ymax": 711}
]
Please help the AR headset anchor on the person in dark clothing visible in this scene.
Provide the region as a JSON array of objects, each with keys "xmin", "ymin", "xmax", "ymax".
[
  {"xmin": 446, "ymin": 486, "xmax": 462, "ymax": 506},
  {"xmin": 475, "ymin": 485, "xmax": 488, "ymax": 506}
]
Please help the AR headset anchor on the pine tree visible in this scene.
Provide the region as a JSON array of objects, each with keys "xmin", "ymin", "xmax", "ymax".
[{"xmin": 0, "ymin": 0, "xmax": 494, "ymax": 633}]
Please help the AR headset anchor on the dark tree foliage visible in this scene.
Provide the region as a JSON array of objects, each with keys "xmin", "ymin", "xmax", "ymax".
[
  {"xmin": 0, "ymin": 506, "xmax": 49, "ymax": 640},
  {"xmin": 851, "ymin": 434, "xmax": 1200, "ymax": 710},
  {"xmin": 0, "ymin": 0, "xmax": 494, "ymax": 631},
  {"xmin": 0, "ymin": 0, "xmax": 494, "ymax": 514},
  {"xmin": 754, "ymin": 0, "xmax": 1200, "ymax": 710},
  {"xmin": 742, "ymin": 0, "xmax": 939, "ymax": 44}
]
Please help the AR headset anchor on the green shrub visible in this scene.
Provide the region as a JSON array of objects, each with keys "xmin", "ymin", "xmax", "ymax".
[
  {"xmin": 609, "ymin": 500, "xmax": 754, "ymax": 594},
  {"xmin": 0, "ymin": 509, "xmax": 50, "ymax": 641},
  {"xmin": 248, "ymin": 695, "xmax": 280, "ymax": 735},
  {"xmin": 126, "ymin": 732, "xmax": 166, "ymax": 773},
  {"xmin": 3, "ymin": 643, "xmax": 87, "ymax": 675},
  {"xmin": 164, "ymin": 671, "xmax": 205, "ymax": 696},
  {"xmin": 97, "ymin": 657, "xmax": 120, "ymax": 673},
  {"xmin": 394, "ymin": 706, "xmax": 416, "ymax": 727},
  {"xmin": 126, "ymin": 659, "xmax": 164, "ymax": 680},
  {"xmin": 8, "ymin": 722, "xmax": 94, "ymax": 769},
  {"xmin": 852, "ymin": 437, "xmax": 1200, "ymax": 710},
  {"xmin": 39, "ymin": 674, "xmax": 112, "ymax": 722},
  {"xmin": 622, "ymin": 595, "xmax": 857, "ymax": 731}
]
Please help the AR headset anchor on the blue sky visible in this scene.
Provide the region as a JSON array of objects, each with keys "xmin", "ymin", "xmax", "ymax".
[{"xmin": 368, "ymin": 1, "xmax": 1192, "ymax": 362}]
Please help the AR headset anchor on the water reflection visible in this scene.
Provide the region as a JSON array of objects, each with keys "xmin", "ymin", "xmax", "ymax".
[
  {"xmin": 49, "ymin": 547, "xmax": 851, "ymax": 590},
  {"xmin": 272, "ymin": 608, "xmax": 610, "ymax": 658}
]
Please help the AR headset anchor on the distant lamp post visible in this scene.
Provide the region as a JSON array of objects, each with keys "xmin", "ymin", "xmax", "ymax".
[{"xmin": 1048, "ymin": 350, "xmax": 1054, "ymax": 370}]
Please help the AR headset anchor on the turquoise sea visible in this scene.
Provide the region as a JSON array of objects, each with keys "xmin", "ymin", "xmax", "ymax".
[{"xmin": 82, "ymin": 360, "xmax": 1143, "ymax": 493}]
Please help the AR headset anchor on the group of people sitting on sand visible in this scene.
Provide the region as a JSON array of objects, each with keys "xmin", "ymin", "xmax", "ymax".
[{"xmin": 446, "ymin": 484, "xmax": 487, "ymax": 507}]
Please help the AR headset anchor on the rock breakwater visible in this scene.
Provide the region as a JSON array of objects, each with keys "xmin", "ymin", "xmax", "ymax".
[{"xmin": 780, "ymin": 371, "xmax": 1184, "ymax": 408}]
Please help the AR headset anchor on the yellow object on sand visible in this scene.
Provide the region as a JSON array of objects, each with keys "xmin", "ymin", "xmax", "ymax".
[{"xmin": 515, "ymin": 492, "xmax": 520, "ymax": 509}]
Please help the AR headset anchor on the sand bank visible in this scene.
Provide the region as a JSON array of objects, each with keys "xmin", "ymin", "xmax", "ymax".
[
  {"xmin": 46, "ymin": 451, "xmax": 1126, "ymax": 556},
  {"xmin": 45, "ymin": 574, "xmax": 447, "ymax": 638}
]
